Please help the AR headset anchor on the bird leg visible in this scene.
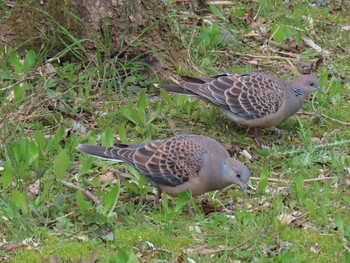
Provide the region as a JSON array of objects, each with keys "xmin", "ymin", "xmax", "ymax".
[
  {"xmin": 154, "ymin": 189, "xmax": 163, "ymax": 206},
  {"xmin": 250, "ymin": 127, "xmax": 262, "ymax": 146}
]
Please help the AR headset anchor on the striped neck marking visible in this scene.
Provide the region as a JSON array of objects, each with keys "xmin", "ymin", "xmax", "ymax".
[{"xmin": 293, "ymin": 87, "xmax": 303, "ymax": 97}]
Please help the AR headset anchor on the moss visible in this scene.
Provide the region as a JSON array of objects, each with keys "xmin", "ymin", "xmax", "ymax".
[
  {"xmin": 6, "ymin": 0, "xmax": 87, "ymax": 61},
  {"xmin": 8, "ymin": 237, "xmax": 102, "ymax": 262}
]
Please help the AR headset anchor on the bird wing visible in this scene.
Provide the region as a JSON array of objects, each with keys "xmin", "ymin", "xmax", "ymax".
[
  {"xmin": 181, "ymin": 73, "xmax": 285, "ymax": 120},
  {"xmin": 106, "ymin": 136, "xmax": 205, "ymax": 187}
]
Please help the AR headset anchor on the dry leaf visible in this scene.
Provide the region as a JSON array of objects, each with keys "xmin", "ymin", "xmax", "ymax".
[
  {"xmin": 182, "ymin": 245, "xmax": 225, "ymax": 255},
  {"xmin": 76, "ymin": 235, "xmax": 89, "ymax": 242},
  {"xmin": 49, "ymin": 254, "xmax": 60, "ymax": 263},
  {"xmin": 279, "ymin": 213, "xmax": 295, "ymax": 225},
  {"xmin": 72, "ymin": 122, "xmax": 88, "ymax": 135},
  {"xmin": 99, "ymin": 171, "xmax": 115, "ymax": 184},
  {"xmin": 303, "ymin": 37, "xmax": 330, "ymax": 57},
  {"xmin": 240, "ymin": 149, "xmax": 252, "ymax": 160},
  {"xmin": 0, "ymin": 242, "xmax": 24, "ymax": 252},
  {"xmin": 310, "ymin": 243, "xmax": 319, "ymax": 254},
  {"xmin": 27, "ymin": 180, "xmax": 40, "ymax": 196},
  {"xmin": 7, "ymin": 90, "xmax": 15, "ymax": 102},
  {"xmin": 85, "ymin": 249, "xmax": 98, "ymax": 263},
  {"xmin": 167, "ymin": 117, "xmax": 177, "ymax": 130},
  {"xmin": 189, "ymin": 225, "xmax": 202, "ymax": 234},
  {"xmin": 311, "ymin": 137, "xmax": 322, "ymax": 143},
  {"xmin": 40, "ymin": 63, "xmax": 56, "ymax": 75}
]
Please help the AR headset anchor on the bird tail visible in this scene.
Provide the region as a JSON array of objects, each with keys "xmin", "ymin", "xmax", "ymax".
[
  {"xmin": 76, "ymin": 144, "xmax": 124, "ymax": 162},
  {"xmin": 154, "ymin": 83, "xmax": 198, "ymax": 96}
]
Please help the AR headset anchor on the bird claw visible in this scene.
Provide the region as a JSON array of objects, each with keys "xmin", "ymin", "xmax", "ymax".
[{"xmin": 250, "ymin": 127, "xmax": 262, "ymax": 146}]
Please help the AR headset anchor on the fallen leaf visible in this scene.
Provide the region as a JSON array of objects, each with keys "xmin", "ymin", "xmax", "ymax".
[
  {"xmin": 0, "ymin": 255, "xmax": 10, "ymax": 261},
  {"xmin": 85, "ymin": 249, "xmax": 98, "ymax": 263},
  {"xmin": 279, "ymin": 213, "xmax": 295, "ymax": 225},
  {"xmin": 7, "ymin": 90, "xmax": 15, "ymax": 102},
  {"xmin": 311, "ymin": 137, "xmax": 322, "ymax": 143},
  {"xmin": 310, "ymin": 243, "xmax": 319, "ymax": 254},
  {"xmin": 72, "ymin": 122, "xmax": 88, "ymax": 135},
  {"xmin": 48, "ymin": 254, "xmax": 60, "ymax": 263},
  {"xmin": 41, "ymin": 63, "xmax": 56, "ymax": 75},
  {"xmin": 76, "ymin": 235, "xmax": 89, "ymax": 242},
  {"xmin": 27, "ymin": 180, "xmax": 40, "ymax": 196},
  {"xmin": 182, "ymin": 245, "xmax": 225, "ymax": 255},
  {"xmin": 99, "ymin": 171, "xmax": 116, "ymax": 184},
  {"xmin": 167, "ymin": 117, "xmax": 177, "ymax": 130},
  {"xmin": 0, "ymin": 242, "xmax": 24, "ymax": 252},
  {"xmin": 189, "ymin": 225, "xmax": 202, "ymax": 234},
  {"xmin": 240, "ymin": 149, "xmax": 252, "ymax": 160}
]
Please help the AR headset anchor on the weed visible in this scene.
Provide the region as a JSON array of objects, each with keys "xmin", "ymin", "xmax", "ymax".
[{"xmin": 1, "ymin": 1, "xmax": 350, "ymax": 262}]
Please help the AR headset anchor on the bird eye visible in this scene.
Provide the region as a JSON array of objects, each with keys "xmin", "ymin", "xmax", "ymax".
[
  {"xmin": 237, "ymin": 174, "xmax": 241, "ymax": 178},
  {"xmin": 310, "ymin": 83, "xmax": 314, "ymax": 86}
]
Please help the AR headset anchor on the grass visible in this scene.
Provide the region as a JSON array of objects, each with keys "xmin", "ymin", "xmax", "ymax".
[{"xmin": 1, "ymin": 0, "xmax": 350, "ymax": 262}]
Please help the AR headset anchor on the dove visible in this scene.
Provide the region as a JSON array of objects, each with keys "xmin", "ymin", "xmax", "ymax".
[
  {"xmin": 76, "ymin": 134, "xmax": 250, "ymax": 198},
  {"xmin": 155, "ymin": 73, "xmax": 322, "ymax": 144}
]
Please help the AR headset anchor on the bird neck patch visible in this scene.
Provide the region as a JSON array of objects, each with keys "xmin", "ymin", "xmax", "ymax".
[{"xmin": 292, "ymin": 87, "xmax": 303, "ymax": 97}]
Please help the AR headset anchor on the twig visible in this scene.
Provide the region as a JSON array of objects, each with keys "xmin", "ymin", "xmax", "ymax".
[
  {"xmin": 185, "ymin": 28, "xmax": 205, "ymax": 75},
  {"xmin": 303, "ymin": 177, "xmax": 336, "ymax": 183},
  {"xmin": 49, "ymin": 212, "xmax": 75, "ymax": 223},
  {"xmin": 207, "ymin": 1, "xmax": 235, "ymax": 5},
  {"xmin": 61, "ymin": 180, "xmax": 101, "ymax": 205},
  {"xmin": 252, "ymin": 35, "xmax": 299, "ymax": 54},
  {"xmin": 0, "ymin": 176, "xmax": 15, "ymax": 194},
  {"xmin": 141, "ymin": 247, "xmax": 173, "ymax": 257},
  {"xmin": 250, "ymin": 176, "xmax": 336, "ymax": 184},
  {"xmin": 298, "ymin": 111, "xmax": 350, "ymax": 126},
  {"xmin": 250, "ymin": 177, "xmax": 289, "ymax": 183},
  {"xmin": 303, "ymin": 37, "xmax": 330, "ymax": 57},
  {"xmin": 215, "ymin": 51, "xmax": 300, "ymax": 61},
  {"xmin": 167, "ymin": 75, "xmax": 181, "ymax": 85},
  {"xmin": 0, "ymin": 77, "xmax": 34, "ymax": 91},
  {"xmin": 182, "ymin": 238, "xmax": 251, "ymax": 255}
]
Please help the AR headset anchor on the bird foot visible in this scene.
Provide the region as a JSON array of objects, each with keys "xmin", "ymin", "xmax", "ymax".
[
  {"xmin": 154, "ymin": 190, "xmax": 162, "ymax": 206},
  {"xmin": 270, "ymin": 127, "xmax": 281, "ymax": 135},
  {"xmin": 249, "ymin": 127, "xmax": 262, "ymax": 146}
]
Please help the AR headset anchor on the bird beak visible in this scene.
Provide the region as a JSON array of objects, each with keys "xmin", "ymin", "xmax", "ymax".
[
  {"xmin": 241, "ymin": 183, "xmax": 248, "ymax": 196},
  {"xmin": 315, "ymin": 86, "xmax": 324, "ymax": 93}
]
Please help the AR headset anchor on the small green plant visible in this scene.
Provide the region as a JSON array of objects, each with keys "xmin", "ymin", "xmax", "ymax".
[
  {"xmin": 115, "ymin": 250, "xmax": 139, "ymax": 263},
  {"xmin": 293, "ymin": 175, "xmax": 304, "ymax": 204},
  {"xmin": 0, "ymin": 47, "xmax": 36, "ymax": 101},
  {"xmin": 1, "ymin": 1, "xmax": 350, "ymax": 261},
  {"xmin": 257, "ymin": 167, "xmax": 269, "ymax": 194},
  {"xmin": 209, "ymin": 5, "xmax": 227, "ymax": 22},
  {"xmin": 160, "ymin": 88, "xmax": 198, "ymax": 116},
  {"xmin": 160, "ymin": 189, "xmax": 192, "ymax": 221},
  {"xmin": 120, "ymin": 90, "xmax": 165, "ymax": 133}
]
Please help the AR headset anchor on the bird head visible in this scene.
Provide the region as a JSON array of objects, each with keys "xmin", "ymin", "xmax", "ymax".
[
  {"xmin": 221, "ymin": 158, "xmax": 250, "ymax": 194},
  {"xmin": 293, "ymin": 75, "xmax": 323, "ymax": 96}
]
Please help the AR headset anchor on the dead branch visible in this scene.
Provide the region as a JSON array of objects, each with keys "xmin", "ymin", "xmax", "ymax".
[
  {"xmin": 0, "ymin": 77, "xmax": 35, "ymax": 92},
  {"xmin": 298, "ymin": 111, "xmax": 350, "ymax": 126},
  {"xmin": 250, "ymin": 176, "xmax": 336, "ymax": 184},
  {"xmin": 216, "ymin": 51, "xmax": 300, "ymax": 61},
  {"xmin": 49, "ymin": 212, "xmax": 75, "ymax": 223},
  {"xmin": 182, "ymin": 238, "xmax": 251, "ymax": 255},
  {"xmin": 303, "ymin": 37, "xmax": 330, "ymax": 57},
  {"xmin": 61, "ymin": 180, "xmax": 101, "ymax": 205},
  {"xmin": 251, "ymin": 35, "xmax": 299, "ymax": 54}
]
